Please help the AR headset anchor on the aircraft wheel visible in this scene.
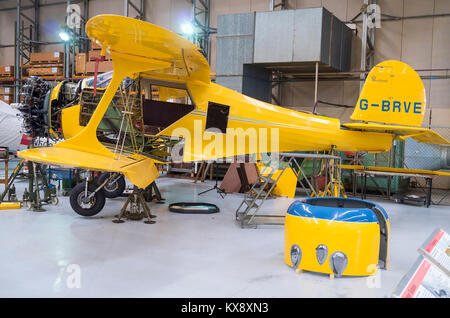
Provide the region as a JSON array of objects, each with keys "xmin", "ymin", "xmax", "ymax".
[
  {"xmin": 98, "ymin": 173, "xmax": 126, "ymax": 198},
  {"xmin": 70, "ymin": 182, "xmax": 105, "ymax": 217}
]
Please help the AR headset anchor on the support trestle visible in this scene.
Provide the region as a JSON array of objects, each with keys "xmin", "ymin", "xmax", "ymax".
[
  {"xmin": 0, "ymin": 159, "xmax": 58, "ymax": 211},
  {"xmin": 113, "ymin": 186, "xmax": 157, "ymax": 224}
]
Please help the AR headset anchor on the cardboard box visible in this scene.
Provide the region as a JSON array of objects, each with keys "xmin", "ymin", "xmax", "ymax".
[
  {"xmin": 85, "ymin": 61, "xmax": 113, "ymax": 74},
  {"xmin": 0, "ymin": 65, "xmax": 14, "ymax": 77},
  {"xmin": 75, "ymin": 53, "xmax": 87, "ymax": 75},
  {"xmin": 88, "ymin": 49, "xmax": 111, "ymax": 61},
  {"xmin": 85, "ymin": 61, "xmax": 95, "ymax": 74},
  {"xmin": 22, "ymin": 63, "xmax": 62, "ymax": 76},
  {"xmin": 0, "ymin": 87, "xmax": 12, "ymax": 94},
  {"xmin": 98, "ymin": 61, "xmax": 113, "ymax": 73},
  {"xmin": 30, "ymin": 52, "xmax": 64, "ymax": 64},
  {"xmin": 0, "ymin": 94, "xmax": 14, "ymax": 104},
  {"xmin": 28, "ymin": 66, "xmax": 64, "ymax": 76}
]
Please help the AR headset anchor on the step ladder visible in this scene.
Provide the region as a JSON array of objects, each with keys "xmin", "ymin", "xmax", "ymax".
[
  {"xmin": 235, "ymin": 152, "xmax": 342, "ymax": 228},
  {"xmin": 235, "ymin": 162, "xmax": 282, "ymax": 228}
]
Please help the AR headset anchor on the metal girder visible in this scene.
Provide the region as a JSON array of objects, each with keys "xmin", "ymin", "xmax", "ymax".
[
  {"xmin": 15, "ymin": 0, "xmax": 22, "ymax": 102},
  {"xmin": 360, "ymin": 0, "xmax": 369, "ymax": 92},
  {"xmin": 0, "ymin": 0, "xmax": 83, "ymax": 11},
  {"xmin": 270, "ymin": 0, "xmax": 287, "ymax": 11},
  {"xmin": 124, "ymin": 0, "xmax": 145, "ymax": 20},
  {"xmin": 191, "ymin": 0, "xmax": 215, "ymax": 62}
]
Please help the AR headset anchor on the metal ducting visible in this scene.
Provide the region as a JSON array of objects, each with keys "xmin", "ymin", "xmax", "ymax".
[
  {"xmin": 216, "ymin": 8, "xmax": 353, "ymax": 102},
  {"xmin": 253, "ymin": 7, "xmax": 352, "ymax": 71}
]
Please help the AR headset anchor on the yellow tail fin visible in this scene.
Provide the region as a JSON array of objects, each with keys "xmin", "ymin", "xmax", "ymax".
[{"xmin": 350, "ymin": 60, "xmax": 426, "ymax": 127}]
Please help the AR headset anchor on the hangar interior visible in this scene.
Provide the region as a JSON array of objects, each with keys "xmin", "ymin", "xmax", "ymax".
[{"xmin": 0, "ymin": 0, "xmax": 449, "ymax": 298}]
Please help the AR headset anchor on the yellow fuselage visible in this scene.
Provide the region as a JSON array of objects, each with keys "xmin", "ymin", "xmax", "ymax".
[
  {"xmin": 61, "ymin": 80, "xmax": 394, "ymax": 159},
  {"xmin": 160, "ymin": 81, "xmax": 394, "ymax": 157}
]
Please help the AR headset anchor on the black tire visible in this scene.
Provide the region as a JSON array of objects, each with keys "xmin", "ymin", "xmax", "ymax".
[
  {"xmin": 98, "ymin": 173, "xmax": 126, "ymax": 198},
  {"xmin": 70, "ymin": 182, "xmax": 106, "ymax": 217}
]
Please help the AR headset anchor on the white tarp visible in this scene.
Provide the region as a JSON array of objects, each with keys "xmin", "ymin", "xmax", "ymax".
[{"xmin": 0, "ymin": 100, "xmax": 25, "ymax": 152}]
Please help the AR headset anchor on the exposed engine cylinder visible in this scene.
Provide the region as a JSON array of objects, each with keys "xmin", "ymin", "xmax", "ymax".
[{"xmin": 16, "ymin": 76, "xmax": 51, "ymax": 138}]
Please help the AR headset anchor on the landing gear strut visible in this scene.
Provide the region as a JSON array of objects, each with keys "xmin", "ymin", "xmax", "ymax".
[
  {"xmin": 97, "ymin": 172, "xmax": 126, "ymax": 198},
  {"xmin": 69, "ymin": 172, "xmax": 120, "ymax": 216},
  {"xmin": 70, "ymin": 182, "xmax": 106, "ymax": 216}
]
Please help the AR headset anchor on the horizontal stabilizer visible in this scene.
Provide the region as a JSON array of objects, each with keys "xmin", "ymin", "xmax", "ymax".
[
  {"xmin": 342, "ymin": 123, "xmax": 450, "ymax": 145},
  {"xmin": 341, "ymin": 165, "xmax": 450, "ymax": 177}
]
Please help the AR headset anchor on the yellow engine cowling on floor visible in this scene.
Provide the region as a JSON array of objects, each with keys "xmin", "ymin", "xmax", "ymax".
[
  {"xmin": 256, "ymin": 163, "xmax": 298, "ymax": 198},
  {"xmin": 284, "ymin": 197, "xmax": 389, "ymax": 277}
]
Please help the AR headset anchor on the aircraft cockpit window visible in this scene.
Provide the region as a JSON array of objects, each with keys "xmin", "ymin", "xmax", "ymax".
[
  {"xmin": 205, "ymin": 102, "xmax": 230, "ymax": 134},
  {"xmin": 81, "ymin": 71, "xmax": 134, "ymax": 90},
  {"xmin": 141, "ymin": 80, "xmax": 195, "ymax": 136}
]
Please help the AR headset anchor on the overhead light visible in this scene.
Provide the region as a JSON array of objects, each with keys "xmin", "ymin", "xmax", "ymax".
[
  {"xmin": 181, "ymin": 22, "xmax": 194, "ymax": 35},
  {"xmin": 58, "ymin": 31, "xmax": 71, "ymax": 42}
]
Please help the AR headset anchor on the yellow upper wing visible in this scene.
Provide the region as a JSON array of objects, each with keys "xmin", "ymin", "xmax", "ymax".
[{"xmin": 86, "ymin": 14, "xmax": 210, "ymax": 84}]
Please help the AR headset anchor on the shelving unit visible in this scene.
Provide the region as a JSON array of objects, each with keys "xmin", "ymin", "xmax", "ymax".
[{"xmin": 0, "ymin": 0, "xmax": 91, "ymax": 103}]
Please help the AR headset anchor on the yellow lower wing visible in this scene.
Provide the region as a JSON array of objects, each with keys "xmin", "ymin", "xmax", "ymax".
[
  {"xmin": 18, "ymin": 147, "xmax": 159, "ymax": 189},
  {"xmin": 342, "ymin": 123, "xmax": 450, "ymax": 145},
  {"xmin": 341, "ymin": 164, "xmax": 450, "ymax": 177}
]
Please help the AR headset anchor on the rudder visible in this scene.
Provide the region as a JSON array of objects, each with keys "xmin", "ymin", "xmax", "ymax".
[{"xmin": 350, "ymin": 60, "xmax": 426, "ymax": 127}]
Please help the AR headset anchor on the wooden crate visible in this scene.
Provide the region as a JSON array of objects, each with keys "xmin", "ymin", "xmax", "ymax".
[
  {"xmin": 98, "ymin": 60, "xmax": 113, "ymax": 73},
  {"xmin": 0, "ymin": 87, "xmax": 12, "ymax": 95},
  {"xmin": 28, "ymin": 66, "xmax": 64, "ymax": 76},
  {"xmin": 85, "ymin": 61, "xmax": 113, "ymax": 74},
  {"xmin": 75, "ymin": 53, "xmax": 87, "ymax": 75},
  {"xmin": 30, "ymin": 52, "xmax": 64, "ymax": 64},
  {"xmin": 85, "ymin": 61, "xmax": 95, "ymax": 74},
  {"xmin": 0, "ymin": 94, "xmax": 14, "ymax": 104},
  {"xmin": 0, "ymin": 65, "xmax": 14, "ymax": 77},
  {"xmin": 22, "ymin": 63, "xmax": 63, "ymax": 77},
  {"xmin": 88, "ymin": 49, "xmax": 112, "ymax": 61}
]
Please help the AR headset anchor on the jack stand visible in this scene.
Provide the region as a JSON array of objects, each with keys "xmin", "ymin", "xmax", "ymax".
[
  {"xmin": 113, "ymin": 186, "xmax": 157, "ymax": 224},
  {"xmin": 0, "ymin": 159, "xmax": 25, "ymax": 203},
  {"xmin": 0, "ymin": 147, "xmax": 57, "ymax": 209},
  {"xmin": 143, "ymin": 182, "xmax": 165, "ymax": 204},
  {"xmin": 31, "ymin": 162, "xmax": 45, "ymax": 212},
  {"xmin": 317, "ymin": 146, "xmax": 347, "ymax": 198},
  {"xmin": 7, "ymin": 184, "xmax": 17, "ymax": 202},
  {"xmin": 22, "ymin": 188, "xmax": 30, "ymax": 209}
]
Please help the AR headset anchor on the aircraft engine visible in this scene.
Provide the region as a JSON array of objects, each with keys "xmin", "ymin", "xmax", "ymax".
[{"xmin": 16, "ymin": 76, "xmax": 51, "ymax": 138}]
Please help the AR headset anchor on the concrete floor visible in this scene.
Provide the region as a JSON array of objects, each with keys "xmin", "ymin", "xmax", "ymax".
[{"xmin": 0, "ymin": 167, "xmax": 449, "ymax": 297}]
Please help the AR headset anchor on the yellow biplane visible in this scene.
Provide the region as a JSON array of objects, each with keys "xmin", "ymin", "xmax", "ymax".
[{"xmin": 17, "ymin": 14, "xmax": 449, "ymax": 216}]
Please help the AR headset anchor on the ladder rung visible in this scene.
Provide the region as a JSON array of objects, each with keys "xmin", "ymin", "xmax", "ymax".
[
  {"xmin": 244, "ymin": 199, "xmax": 259, "ymax": 207},
  {"xmin": 260, "ymin": 175, "xmax": 272, "ymax": 182}
]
